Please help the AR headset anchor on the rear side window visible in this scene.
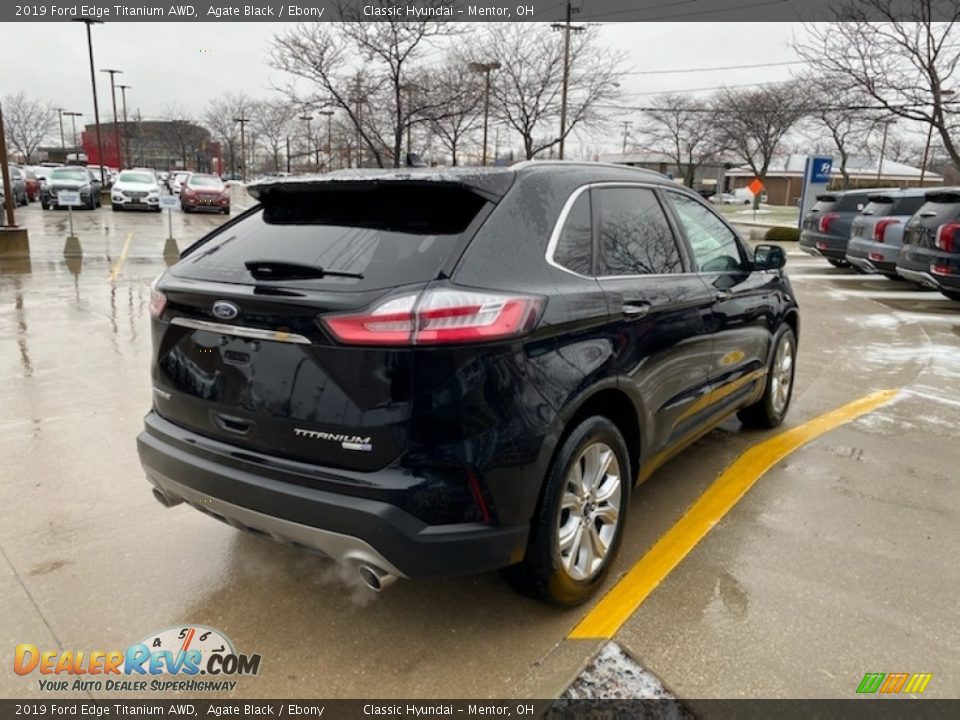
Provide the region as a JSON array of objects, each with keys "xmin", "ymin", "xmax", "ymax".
[
  {"xmin": 173, "ymin": 185, "xmax": 487, "ymax": 291},
  {"xmin": 595, "ymin": 187, "xmax": 682, "ymax": 276},
  {"xmin": 553, "ymin": 192, "xmax": 593, "ymax": 275}
]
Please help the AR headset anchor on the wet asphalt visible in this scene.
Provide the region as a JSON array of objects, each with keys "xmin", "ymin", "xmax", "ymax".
[{"xmin": 1, "ymin": 190, "xmax": 958, "ymax": 700}]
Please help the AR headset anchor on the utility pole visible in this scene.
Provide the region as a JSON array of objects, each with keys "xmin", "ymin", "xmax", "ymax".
[
  {"xmin": 285, "ymin": 136, "xmax": 291, "ymax": 173},
  {"xmin": 317, "ymin": 110, "xmax": 334, "ymax": 170},
  {"xmin": 101, "ymin": 69, "xmax": 123, "ymax": 170},
  {"xmin": 353, "ymin": 76, "xmax": 363, "ymax": 168},
  {"xmin": 73, "ymin": 17, "xmax": 106, "ymax": 187},
  {"xmin": 920, "ymin": 89, "xmax": 955, "ymax": 184},
  {"xmin": 1, "ymin": 101, "xmax": 16, "ymax": 227},
  {"xmin": 876, "ymin": 119, "xmax": 896, "ymax": 183},
  {"xmin": 470, "ymin": 62, "xmax": 501, "ymax": 166},
  {"xmin": 56, "ymin": 108, "xmax": 66, "ymax": 156},
  {"xmin": 621, "ymin": 121, "xmax": 632, "ymax": 154},
  {"xmin": 64, "ymin": 112, "xmax": 82, "ymax": 157},
  {"xmin": 552, "ymin": 1, "xmax": 584, "ymax": 160},
  {"xmin": 233, "ymin": 116, "xmax": 249, "ymax": 181},
  {"xmin": 299, "ymin": 115, "xmax": 313, "ymax": 171},
  {"xmin": 118, "ymin": 84, "xmax": 132, "ymax": 169}
]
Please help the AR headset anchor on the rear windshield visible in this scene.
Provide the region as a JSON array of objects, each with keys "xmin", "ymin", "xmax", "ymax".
[
  {"xmin": 174, "ymin": 185, "xmax": 487, "ymax": 291},
  {"xmin": 860, "ymin": 199, "xmax": 893, "ymax": 216},
  {"xmin": 890, "ymin": 195, "xmax": 927, "ymax": 216},
  {"xmin": 833, "ymin": 194, "xmax": 870, "ymax": 212},
  {"xmin": 810, "ymin": 198, "xmax": 836, "ymax": 213},
  {"xmin": 911, "ymin": 198, "xmax": 960, "ymax": 225}
]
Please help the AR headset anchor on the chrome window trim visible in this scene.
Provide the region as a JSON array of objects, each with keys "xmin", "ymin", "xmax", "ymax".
[
  {"xmin": 545, "ymin": 181, "xmax": 696, "ymax": 281},
  {"xmin": 170, "ymin": 317, "xmax": 312, "ymax": 345}
]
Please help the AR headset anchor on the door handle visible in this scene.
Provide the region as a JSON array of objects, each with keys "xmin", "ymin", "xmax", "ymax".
[
  {"xmin": 622, "ymin": 302, "xmax": 651, "ymax": 319},
  {"xmin": 212, "ymin": 413, "xmax": 253, "ymax": 435}
]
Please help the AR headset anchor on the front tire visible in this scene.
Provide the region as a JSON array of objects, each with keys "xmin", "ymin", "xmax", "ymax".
[
  {"xmin": 738, "ymin": 326, "xmax": 797, "ymax": 429},
  {"xmin": 502, "ymin": 416, "xmax": 630, "ymax": 607}
]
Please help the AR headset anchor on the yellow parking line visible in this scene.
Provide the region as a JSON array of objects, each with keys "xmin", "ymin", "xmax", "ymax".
[
  {"xmin": 569, "ymin": 388, "xmax": 899, "ymax": 640},
  {"xmin": 109, "ymin": 232, "xmax": 133, "ymax": 281}
]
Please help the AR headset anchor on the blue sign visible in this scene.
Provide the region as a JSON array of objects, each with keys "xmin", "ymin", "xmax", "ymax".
[{"xmin": 810, "ymin": 157, "xmax": 833, "ymax": 183}]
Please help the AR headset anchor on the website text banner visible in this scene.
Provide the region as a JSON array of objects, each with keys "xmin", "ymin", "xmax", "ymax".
[{"xmin": 3, "ymin": 0, "xmax": 956, "ymax": 23}]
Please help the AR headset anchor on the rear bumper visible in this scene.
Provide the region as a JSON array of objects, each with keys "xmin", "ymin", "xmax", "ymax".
[
  {"xmin": 137, "ymin": 412, "xmax": 529, "ymax": 579},
  {"xmin": 897, "ymin": 247, "xmax": 960, "ymax": 291},
  {"xmin": 799, "ymin": 230, "xmax": 848, "ymax": 261},
  {"xmin": 846, "ymin": 239, "xmax": 899, "ymax": 273}
]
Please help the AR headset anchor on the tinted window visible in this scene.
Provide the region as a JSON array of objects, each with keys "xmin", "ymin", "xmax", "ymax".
[
  {"xmin": 891, "ymin": 196, "xmax": 926, "ymax": 216},
  {"xmin": 666, "ymin": 192, "xmax": 744, "ymax": 272},
  {"xmin": 595, "ymin": 187, "xmax": 682, "ymax": 276},
  {"xmin": 553, "ymin": 192, "xmax": 592, "ymax": 275},
  {"xmin": 174, "ymin": 185, "xmax": 487, "ymax": 291},
  {"xmin": 910, "ymin": 198, "xmax": 960, "ymax": 226},
  {"xmin": 834, "ymin": 194, "xmax": 869, "ymax": 212},
  {"xmin": 811, "ymin": 197, "xmax": 837, "ymax": 213}
]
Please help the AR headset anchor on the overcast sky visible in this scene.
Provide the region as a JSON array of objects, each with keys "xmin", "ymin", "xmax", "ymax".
[{"xmin": 6, "ymin": 21, "xmax": 809, "ymax": 154}]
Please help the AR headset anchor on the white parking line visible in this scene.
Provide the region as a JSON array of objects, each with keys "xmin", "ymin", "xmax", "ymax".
[
  {"xmin": 829, "ymin": 289, "xmax": 944, "ymax": 300},
  {"xmin": 790, "ymin": 273, "xmax": 894, "ymax": 281}
]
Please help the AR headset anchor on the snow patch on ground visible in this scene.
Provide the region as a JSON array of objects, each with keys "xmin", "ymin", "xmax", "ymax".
[{"xmin": 562, "ymin": 643, "xmax": 689, "ymax": 712}]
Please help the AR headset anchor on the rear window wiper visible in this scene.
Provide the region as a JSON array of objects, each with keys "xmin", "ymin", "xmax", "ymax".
[{"xmin": 244, "ymin": 260, "xmax": 364, "ymax": 281}]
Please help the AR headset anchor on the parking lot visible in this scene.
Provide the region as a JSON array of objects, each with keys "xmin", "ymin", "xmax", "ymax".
[{"xmin": 2, "ymin": 190, "xmax": 958, "ymax": 701}]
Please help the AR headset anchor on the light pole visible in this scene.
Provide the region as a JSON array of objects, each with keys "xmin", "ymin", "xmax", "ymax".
[
  {"xmin": 876, "ymin": 118, "xmax": 897, "ymax": 183},
  {"xmin": 621, "ymin": 121, "xmax": 632, "ymax": 154},
  {"xmin": 233, "ymin": 116, "xmax": 249, "ymax": 181},
  {"xmin": 56, "ymin": 108, "xmax": 66, "ymax": 156},
  {"xmin": 118, "ymin": 84, "xmax": 132, "ymax": 169},
  {"xmin": 470, "ymin": 61, "xmax": 501, "ymax": 166},
  {"xmin": 1, "ymin": 101, "xmax": 17, "ymax": 227},
  {"xmin": 299, "ymin": 115, "xmax": 313, "ymax": 171},
  {"xmin": 551, "ymin": 1, "xmax": 584, "ymax": 160},
  {"xmin": 64, "ymin": 112, "xmax": 82, "ymax": 156},
  {"xmin": 317, "ymin": 110, "xmax": 334, "ymax": 170},
  {"xmin": 101, "ymin": 69, "xmax": 122, "ymax": 169},
  {"xmin": 72, "ymin": 17, "xmax": 106, "ymax": 187}
]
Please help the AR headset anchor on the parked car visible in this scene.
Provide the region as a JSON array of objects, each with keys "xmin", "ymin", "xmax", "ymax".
[
  {"xmin": 137, "ymin": 162, "xmax": 799, "ymax": 606},
  {"xmin": 711, "ymin": 192, "xmax": 750, "ymax": 205},
  {"xmin": 799, "ymin": 188, "xmax": 886, "ymax": 267},
  {"xmin": 845, "ymin": 189, "xmax": 929, "ymax": 280},
  {"xmin": 21, "ymin": 168, "xmax": 41, "ymax": 202},
  {"xmin": 170, "ymin": 171, "xmax": 193, "ymax": 195},
  {"xmin": 86, "ymin": 164, "xmax": 116, "ymax": 189},
  {"xmin": 180, "ymin": 174, "xmax": 230, "ymax": 214},
  {"xmin": 41, "ymin": 166, "xmax": 102, "ymax": 210},
  {"xmin": 896, "ymin": 187, "xmax": 960, "ymax": 301},
  {"xmin": 111, "ymin": 170, "xmax": 162, "ymax": 212},
  {"xmin": 6, "ymin": 166, "xmax": 29, "ymax": 206}
]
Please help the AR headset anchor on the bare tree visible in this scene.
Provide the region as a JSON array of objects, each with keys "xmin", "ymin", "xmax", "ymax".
[
  {"xmin": 2, "ymin": 92, "xmax": 57, "ymax": 163},
  {"xmin": 423, "ymin": 53, "xmax": 483, "ymax": 165},
  {"xmin": 158, "ymin": 104, "xmax": 206, "ymax": 169},
  {"xmin": 252, "ymin": 99, "xmax": 293, "ymax": 173},
  {"xmin": 205, "ymin": 92, "xmax": 255, "ymax": 177},
  {"xmin": 795, "ymin": 1, "xmax": 960, "ymax": 170},
  {"xmin": 483, "ymin": 24, "xmax": 626, "ymax": 160},
  {"xmin": 714, "ymin": 82, "xmax": 808, "ymax": 204},
  {"xmin": 640, "ymin": 93, "xmax": 721, "ymax": 187},
  {"xmin": 270, "ymin": 9, "xmax": 454, "ymax": 168}
]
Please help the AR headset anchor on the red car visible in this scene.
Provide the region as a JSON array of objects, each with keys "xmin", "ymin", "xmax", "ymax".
[
  {"xmin": 23, "ymin": 169, "xmax": 41, "ymax": 202},
  {"xmin": 180, "ymin": 174, "xmax": 230, "ymax": 214}
]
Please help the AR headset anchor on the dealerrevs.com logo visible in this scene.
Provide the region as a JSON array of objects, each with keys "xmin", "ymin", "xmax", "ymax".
[{"xmin": 14, "ymin": 625, "xmax": 261, "ymax": 693}]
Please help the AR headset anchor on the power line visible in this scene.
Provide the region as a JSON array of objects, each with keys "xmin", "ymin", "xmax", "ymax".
[
  {"xmin": 623, "ymin": 60, "xmax": 808, "ymax": 76},
  {"xmin": 578, "ymin": 0, "xmax": 791, "ymax": 22},
  {"xmin": 623, "ymin": 79, "xmax": 795, "ymax": 97}
]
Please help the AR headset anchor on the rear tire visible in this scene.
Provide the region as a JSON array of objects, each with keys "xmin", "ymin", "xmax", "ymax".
[
  {"xmin": 882, "ymin": 272, "xmax": 901, "ymax": 281},
  {"xmin": 738, "ymin": 326, "xmax": 797, "ymax": 429},
  {"xmin": 112, "ymin": 203, "xmax": 121, "ymax": 211},
  {"xmin": 941, "ymin": 290, "xmax": 960, "ymax": 302},
  {"xmin": 501, "ymin": 416, "xmax": 630, "ymax": 607},
  {"xmin": 826, "ymin": 258, "xmax": 849, "ymax": 268}
]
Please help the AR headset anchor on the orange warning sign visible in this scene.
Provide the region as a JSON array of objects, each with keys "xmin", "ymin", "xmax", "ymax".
[{"xmin": 748, "ymin": 178, "xmax": 764, "ymax": 196}]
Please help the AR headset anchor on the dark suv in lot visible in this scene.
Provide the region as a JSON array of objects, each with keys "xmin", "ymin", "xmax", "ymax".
[
  {"xmin": 799, "ymin": 188, "xmax": 884, "ymax": 267},
  {"xmin": 137, "ymin": 163, "xmax": 800, "ymax": 605},
  {"xmin": 896, "ymin": 188, "xmax": 960, "ymax": 301}
]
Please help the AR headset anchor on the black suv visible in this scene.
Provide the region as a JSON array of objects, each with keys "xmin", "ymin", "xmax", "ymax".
[
  {"xmin": 137, "ymin": 163, "xmax": 799, "ymax": 606},
  {"xmin": 897, "ymin": 188, "xmax": 960, "ymax": 302}
]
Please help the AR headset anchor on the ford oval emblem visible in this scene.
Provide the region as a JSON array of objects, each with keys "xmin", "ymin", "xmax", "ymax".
[{"xmin": 212, "ymin": 301, "xmax": 239, "ymax": 320}]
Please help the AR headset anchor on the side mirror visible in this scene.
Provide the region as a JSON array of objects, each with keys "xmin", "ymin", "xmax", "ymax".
[{"xmin": 753, "ymin": 244, "xmax": 786, "ymax": 271}]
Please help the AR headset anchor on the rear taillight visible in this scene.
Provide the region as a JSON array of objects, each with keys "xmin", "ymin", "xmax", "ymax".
[
  {"xmin": 149, "ymin": 286, "xmax": 167, "ymax": 318},
  {"xmin": 934, "ymin": 223, "xmax": 960, "ymax": 252},
  {"xmin": 931, "ymin": 263, "xmax": 955, "ymax": 276},
  {"xmin": 873, "ymin": 218, "xmax": 900, "ymax": 243},
  {"xmin": 819, "ymin": 212, "xmax": 839, "ymax": 234},
  {"xmin": 322, "ymin": 288, "xmax": 544, "ymax": 346}
]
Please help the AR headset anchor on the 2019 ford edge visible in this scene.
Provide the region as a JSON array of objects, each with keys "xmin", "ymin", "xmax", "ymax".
[{"xmin": 137, "ymin": 162, "xmax": 799, "ymax": 606}]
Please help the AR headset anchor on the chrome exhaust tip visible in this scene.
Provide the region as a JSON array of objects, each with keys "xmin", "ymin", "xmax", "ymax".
[
  {"xmin": 151, "ymin": 487, "xmax": 182, "ymax": 508},
  {"xmin": 357, "ymin": 563, "xmax": 397, "ymax": 592}
]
